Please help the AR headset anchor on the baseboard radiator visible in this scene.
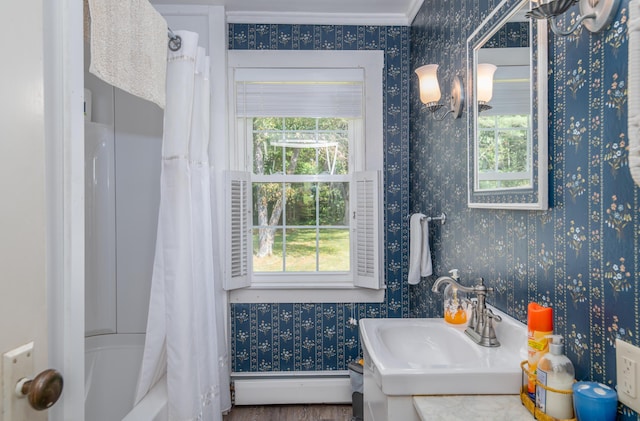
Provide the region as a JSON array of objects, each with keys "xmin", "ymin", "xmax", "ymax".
[{"xmin": 232, "ymin": 371, "xmax": 352, "ymax": 405}]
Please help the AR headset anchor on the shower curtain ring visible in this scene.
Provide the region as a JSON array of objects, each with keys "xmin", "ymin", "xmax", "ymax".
[{"xmin": 168, "ymin": 34, "xmax": 182, "ymax": 52}]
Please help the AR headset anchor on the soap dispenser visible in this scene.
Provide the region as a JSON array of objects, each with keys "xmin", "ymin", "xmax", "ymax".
[
  {"xmin": 443, "ymin": 269, "xmax": 469, "ymax": 325},
  {"xmin": 535, "ymin": 335, "xmax": 575, "ymax": 419}
]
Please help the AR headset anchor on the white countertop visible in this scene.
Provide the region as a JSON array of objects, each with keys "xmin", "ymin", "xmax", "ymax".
[{"xmin": 413, "ymin": 395, "xmax": 534, "ymax": 421}]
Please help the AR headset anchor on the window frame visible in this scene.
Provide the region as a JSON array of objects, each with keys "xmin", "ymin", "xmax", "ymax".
[{"xmin": 225, "ymin": 50, "xmax": 385, "ymax": 303}]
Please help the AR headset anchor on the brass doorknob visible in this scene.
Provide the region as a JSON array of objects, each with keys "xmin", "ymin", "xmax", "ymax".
[{"xmin": 16, "ymin": 369, "xmax": 64, "ymax": 410}]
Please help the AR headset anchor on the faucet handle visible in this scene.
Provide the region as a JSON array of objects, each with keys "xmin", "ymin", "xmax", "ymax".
[
  {"xmin": 467, "ymin": 302, "xmax": 477, "ymax": 331},
  {"xmin": 449, "ymin": 269, "xmax": 460, "ymax": 280},
  {"xmin": 486, "ymin": 308, "xmax": 502, "ymax": 323}
]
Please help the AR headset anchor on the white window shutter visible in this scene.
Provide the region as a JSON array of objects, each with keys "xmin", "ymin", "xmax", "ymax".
[
  {"xmin": 353, "ymin": 171, "xmax": 384, "ymax": 289},
  {"xmin": 224, "ymin": 171, "xmax": 252, "ymax": 290}
]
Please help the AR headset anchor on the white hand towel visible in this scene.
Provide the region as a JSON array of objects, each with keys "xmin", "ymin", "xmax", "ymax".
[
  {"xmin": 408, "ymin": 213, "xmax": 433, "ymax": 284},
  {"xmin": 87, "ymin": 0, "xmax": 168, "ymax": 109},
  {"xmin": 421, "ymin": 218, "xmax": 433, "ymax": 278}
]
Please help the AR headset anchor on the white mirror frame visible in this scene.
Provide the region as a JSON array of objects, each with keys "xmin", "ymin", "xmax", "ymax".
[
  {"xmin": 630, "ymin": 0, "xmax": 640, "ymax": 186},
  {"xmin": 467, "ymin": 0, "xmax": 549, "ymax": 210}
]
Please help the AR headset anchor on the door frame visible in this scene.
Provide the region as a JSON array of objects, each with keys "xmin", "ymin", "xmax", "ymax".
[{"xmin": 44, "ymin": 0, "xmax": 85, "ymax": 419}]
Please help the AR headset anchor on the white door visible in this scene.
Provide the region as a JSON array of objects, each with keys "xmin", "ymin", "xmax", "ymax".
[
  {"xmin": 0, "ymin": 1, "xmax": 85, "ymax": 420},
  {"xmin": 0, "ymin": 1, "xmax": 51, "ymax": 420}
]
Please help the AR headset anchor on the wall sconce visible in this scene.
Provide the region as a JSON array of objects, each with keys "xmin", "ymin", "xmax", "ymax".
[
  {"xmin": 476, "ymin": 63, "xmax": 497, "ymax": 113},
  {"xmin": 415, "ymin": 64, "xmax": 464, "ymax": 120},
  {"xmin": 526, "ymin": 0, "xmax": 620, "ymax": 36}
]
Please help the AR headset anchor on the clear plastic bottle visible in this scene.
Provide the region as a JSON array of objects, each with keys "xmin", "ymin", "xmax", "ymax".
[
  {"xmin": 443, "ymin": 284, "xmax": 469, "ymax": 325},
  {"xmin": 535, "ymin": 335, "xmax": 575, "ymax": 419},
  {"xmin": 443, "ymin": 270, "xmax": 469, "ymax": 325}
]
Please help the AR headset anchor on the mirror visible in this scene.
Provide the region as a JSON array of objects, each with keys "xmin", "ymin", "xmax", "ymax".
[{"xmin": 467, "ymin": 0, "xmax": 548, "ymax": 209}]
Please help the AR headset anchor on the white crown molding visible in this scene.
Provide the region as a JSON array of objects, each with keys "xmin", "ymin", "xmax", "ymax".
[
  {"xmin": 152, "ymin": 1, "xmax": 424, "ymax": 26},
  {"xmin": 226, "ymin": 10, "xmax": 412, "ymax": 26}
]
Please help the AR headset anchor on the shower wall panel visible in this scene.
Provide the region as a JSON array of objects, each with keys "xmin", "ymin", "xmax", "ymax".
[
  {"xmin": 85, "ymin": 122, "xmax": 117, "ymax": 336},
  {"xmin": 114, "ymin": 89, "xmax": 163, "ymax": 334}
]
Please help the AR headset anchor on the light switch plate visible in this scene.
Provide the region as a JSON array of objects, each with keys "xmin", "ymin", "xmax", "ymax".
[
  {"xmin": 2, "ymin": 342, "xmax": 34, "ymax": 421},
  {"xmin": 617, "ymin": 339, "xmax": 640, "ymax": 413}
]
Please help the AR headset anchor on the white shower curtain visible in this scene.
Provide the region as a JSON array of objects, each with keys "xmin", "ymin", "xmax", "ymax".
[{"xmin": 135, "ymin": 30, "xmax": 231, "ymax": 421}]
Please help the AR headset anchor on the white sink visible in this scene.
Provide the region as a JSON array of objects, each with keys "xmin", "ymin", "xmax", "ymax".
[{"xmin": 359, "ymin": 306, "xmax": 527, "ymax": 396}]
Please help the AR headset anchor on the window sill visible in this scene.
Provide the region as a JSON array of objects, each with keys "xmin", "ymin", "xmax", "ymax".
[{"xmin": 229, "ymin": 286, "xmax": 385, "ymax": 303}]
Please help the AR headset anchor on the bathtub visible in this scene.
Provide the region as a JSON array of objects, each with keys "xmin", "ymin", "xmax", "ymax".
[{"xmin": 85, "ymin": 334, "xmax": 168, "ymax": 421}]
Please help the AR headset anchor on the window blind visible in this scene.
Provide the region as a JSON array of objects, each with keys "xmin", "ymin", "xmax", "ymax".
[
  {"xmin": 235, "ymin": 68, "xmax": 364, "ymax": 118},
  {"xmin": 483, "ymin": 65, "xmax": 530, "ymax": 116}
]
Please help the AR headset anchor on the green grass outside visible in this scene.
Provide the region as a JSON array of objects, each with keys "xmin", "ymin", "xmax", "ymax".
[{"xmin": 253, "ymin": 228, "xmax": 350, "ymax": 272}]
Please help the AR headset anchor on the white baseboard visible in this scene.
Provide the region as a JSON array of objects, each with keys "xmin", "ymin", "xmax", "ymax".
[{"xmin": 232, "ymin": 371, "xmax": 352, "ymax": 405}]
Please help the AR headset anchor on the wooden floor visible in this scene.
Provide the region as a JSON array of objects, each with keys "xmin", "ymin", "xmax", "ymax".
[{"xmin": 223, "ymin": 404, "xmax": 354, "ymax": 421}]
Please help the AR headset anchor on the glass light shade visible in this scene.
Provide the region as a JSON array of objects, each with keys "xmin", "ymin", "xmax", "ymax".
[
  {"xmin": 415, "ymin": 64, "xmax": 441, "ymax": 105},
  {"xmin": 476, "ymin": 63, "xmax": 498, "ymax": 104}
]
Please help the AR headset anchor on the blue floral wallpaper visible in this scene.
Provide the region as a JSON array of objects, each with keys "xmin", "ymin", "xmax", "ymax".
[
  {"xmin": 410, "ymin": 0, "xmax": 638, "ymax": 418},
  {"xmin": 228, "ymin": 24, "xmax": 411, "ymax": 373},
  {"xmin": 485, "ymin": 21, "xmax": 530, "ymax": 48}
]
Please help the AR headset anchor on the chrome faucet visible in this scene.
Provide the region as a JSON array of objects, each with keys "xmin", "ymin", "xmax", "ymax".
[{"xmin": 432, "ymin": 270, "xmax": 501, "ymax": 347}]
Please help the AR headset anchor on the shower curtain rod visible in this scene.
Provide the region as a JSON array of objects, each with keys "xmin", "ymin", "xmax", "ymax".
[{"xmin": 167, "ymin": 27, "xmax": 182, "ymax": 52}]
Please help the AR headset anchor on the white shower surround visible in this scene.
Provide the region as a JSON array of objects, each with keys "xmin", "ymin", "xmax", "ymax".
[
  {"xmin": 83, "ymin": 6, "xmax": 231, "ymax": 420},
  {"xmin": 85, "ymin": 334, "xmax": 168, "ymax": 421}
]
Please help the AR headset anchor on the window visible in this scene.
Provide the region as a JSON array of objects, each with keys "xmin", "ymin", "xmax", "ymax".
[
  {"xmin": 225, "ymin": 50, "xmax": 384, "ymax": 303},
  {"xmin": 250, "ymin": 117, "xmax": 351, "ymax": 274},
  {"xmin": 477, "ymin": 114, "xmax": 531, "ymax": 189}
]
